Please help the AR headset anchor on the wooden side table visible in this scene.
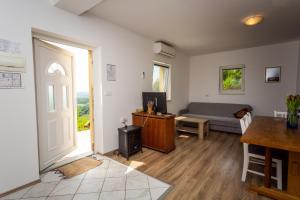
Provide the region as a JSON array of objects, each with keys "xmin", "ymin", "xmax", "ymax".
[
  {"xmin": 175, "ymin": 116, "xmax": 209, "ymax": 139},
  {"xmin": 132, "ymin": 112, "xmax": 176, "ymax": 153}
]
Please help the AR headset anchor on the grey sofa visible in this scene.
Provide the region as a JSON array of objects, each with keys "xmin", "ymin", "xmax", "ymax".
[{"xmin": 179, "ymin": 102, "xmax": 253, "ymax": 134}]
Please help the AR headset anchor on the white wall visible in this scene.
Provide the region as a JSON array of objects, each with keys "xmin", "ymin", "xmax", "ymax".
[
  {"xmin": 0, "ymin": 0, "xmax": 189, "ymax": 193},
  {"xmin": 189, "ymin": 41, "xmax": 300, "ymax": 116},
  {"xmin": 154, "ymin": 53, "xmax": 190, "ymax": 114}
]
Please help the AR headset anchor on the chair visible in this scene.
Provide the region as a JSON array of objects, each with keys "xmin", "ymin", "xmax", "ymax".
[
  {"xmin": 245, "ymin": 112, "xmax": 252, "ymax": 126},
  {"xmin": 241, "ymin": 115, "xmax": 282, "ymax": 189},
  {"xmin": 274, "ymin": 110, "xmax": 287, "ymax": 118}
]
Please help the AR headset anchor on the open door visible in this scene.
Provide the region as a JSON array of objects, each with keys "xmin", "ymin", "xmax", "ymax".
[{"xmin": 34, "ymin": 39, "xmax": 76, "ymax": 171}]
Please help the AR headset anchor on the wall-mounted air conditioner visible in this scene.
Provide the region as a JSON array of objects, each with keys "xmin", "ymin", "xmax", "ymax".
[
  {"xmin": 153, "ymin": 42, "xmax": 176, "ymax": 58},
  {"xmin": 0, "ymin": 52, "xmax": 26, "ymax": 72}
]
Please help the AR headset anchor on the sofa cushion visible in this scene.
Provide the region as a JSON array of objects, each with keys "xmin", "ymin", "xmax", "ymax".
[
  {"xmin": 210, "ymin": 125, "xmax": 241, "ymax": 134},
  {"xmin": 182, "ymin": 113, "xmax": 240, "ymax": 128},
  {"xmin": 187, "ymin": 102, "xmax": 252, "ymax": 118}
]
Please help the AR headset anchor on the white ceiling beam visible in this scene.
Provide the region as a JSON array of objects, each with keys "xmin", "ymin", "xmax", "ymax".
[{"xmin": 50, "ymin": 0, "xmax": 104, "ymax": 15}]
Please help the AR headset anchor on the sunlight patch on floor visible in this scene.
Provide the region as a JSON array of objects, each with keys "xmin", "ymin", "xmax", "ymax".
[
  {"xmin": 125, "ymin": 160, "xmax": 145, "ymax": 175},
  {"xmin": 178, "ymin": 134, "xmax": 190, "ymax": 138},
  {"xmin": 58, "ymin": 130, "xmax": 92, "ymax": 160}
]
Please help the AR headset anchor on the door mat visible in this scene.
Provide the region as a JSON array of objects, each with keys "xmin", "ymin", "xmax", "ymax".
[{"xmin": 56, "ymin": 157, "xmax": 102, "ymax": 178}]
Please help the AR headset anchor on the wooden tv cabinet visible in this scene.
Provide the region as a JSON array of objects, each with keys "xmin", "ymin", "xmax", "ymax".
[{"xmin": 132, "ymin": 112, "xmax": 175, "ymax": 153}]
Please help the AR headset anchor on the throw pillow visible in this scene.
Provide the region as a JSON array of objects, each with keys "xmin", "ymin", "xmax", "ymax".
[{"xmin": 234, "ymin": 108, "xmax": 248, "ymax": 119}]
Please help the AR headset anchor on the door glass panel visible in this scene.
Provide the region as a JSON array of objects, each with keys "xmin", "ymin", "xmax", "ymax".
[
  {"xmin": 62, "ymin": 86, "xmax": 68, "ymax": 109},
  {"xmin": 48, "ymin": 85, "xmax": 55, "ymax": 112},
  {"xmin": 48, "ymin": 63, "xmax": 66, "ymax": 76}
]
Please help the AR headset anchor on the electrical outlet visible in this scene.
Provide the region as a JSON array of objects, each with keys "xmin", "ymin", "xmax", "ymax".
[{"xmin": 120, "ymin": 117, "xmax": 128, "ymax": 124}]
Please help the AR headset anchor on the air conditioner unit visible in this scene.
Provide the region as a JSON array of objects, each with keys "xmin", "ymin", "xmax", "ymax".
[
  {"xmin": 0, "ymin": 52, "xmax": 26, "ymax": 72},
  {"xmin": 153, "ymin": 42, "xmax": 176, "ymax": 58}
]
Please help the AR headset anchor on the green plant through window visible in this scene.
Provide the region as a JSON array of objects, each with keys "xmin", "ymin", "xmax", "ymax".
[
  {"xmin": 77, "ymin": 92, "xmax": 90, "ymax": 131},
  {"xmin": 222, "ymin": 68, "xmax": 242, "ymax": 90},
  {"xmin": 152, "ymin": 64, "xmax": 169, "ymax": 92}
]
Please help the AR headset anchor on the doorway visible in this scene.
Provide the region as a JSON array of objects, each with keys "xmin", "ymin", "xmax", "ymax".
[{"xmin": 33, "ymin": 37, "xmax": 94, "ymax": 171}]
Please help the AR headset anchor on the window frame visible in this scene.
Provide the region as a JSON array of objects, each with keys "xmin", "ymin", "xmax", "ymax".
[
  {"xmin": 48, "ymin": 84, "xmax": 56, "ymax": 112},
  {"xmin": 47, "ymin": 62, "xmax": 66, "ymax": 76},
  {"xmin": 219, "ymin": 64, "xmax": 245, "ymax": 95},
  {"xmin": 152, "ymin": 61, "xmax": 171, "ymax": 101}
]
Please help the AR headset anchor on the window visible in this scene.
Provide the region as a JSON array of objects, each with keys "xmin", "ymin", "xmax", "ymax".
[
  {"xmin": 48, "ymin": 85, "xmax": 55, "ymax": 111},
  {"xmin": 152, "ymin": 63, "xmax": 171, "ymax": 100},
  {"xmin": 48, "ymin": 63, "xmax": 66, "ymax": 76},
  {"xmin": 62, "ymin": 86, "xmax": 68, "ymax": 109},
  {"xmin": 219, "ymin": 65, "xmax": 245, "ymax": 94}
]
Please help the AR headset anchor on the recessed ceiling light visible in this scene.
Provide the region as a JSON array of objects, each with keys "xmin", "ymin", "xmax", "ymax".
[{"xmin": 242, "ymin": 15, "xmax": 264, "ymax": 26}]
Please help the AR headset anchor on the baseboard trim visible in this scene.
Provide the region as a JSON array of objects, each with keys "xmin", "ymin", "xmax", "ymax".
[
  {"xmin": 103, "ymin": 149, "xmax": 118, "ymax": 156},
  {"xmin": 0, "ymin": 179, "xmax": 41, "ymax": 198}
]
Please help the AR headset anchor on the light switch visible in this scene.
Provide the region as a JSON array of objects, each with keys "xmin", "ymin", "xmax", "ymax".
[
  {"xmin": 141, "ymin": 72, "xmax": 145, "ymax": 79},
  {"xmin": 104, "ymin": 91, "xmax": 112, "ymax": 96}
]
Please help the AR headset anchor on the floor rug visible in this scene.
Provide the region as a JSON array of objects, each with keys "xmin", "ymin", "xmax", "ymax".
[{"xmin": 56, "ymin": 157, "xmax": 102, "ymax": 178}]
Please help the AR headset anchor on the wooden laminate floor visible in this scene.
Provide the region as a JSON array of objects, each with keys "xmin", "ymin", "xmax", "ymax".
[{"xmin": 107, "ymin": 131, "xmax": 273, "ymax": 200}]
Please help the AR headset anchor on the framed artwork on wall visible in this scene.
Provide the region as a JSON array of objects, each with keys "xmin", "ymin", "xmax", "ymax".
[
  {"xmin": 219, "ymin": 65, "xmax": 245, "ymax": 95},
  {"xmin": 265, "ymin": 66, "xmax": 281, "ymax": 83},
  {"xmin": 106, "ymin": 64, "xmax": 116, "ymax": 81}
]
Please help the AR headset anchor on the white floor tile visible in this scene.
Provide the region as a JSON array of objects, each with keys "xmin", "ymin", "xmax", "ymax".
[
  {"xmin": 46, "ymin": 195, "xmax": 73, "ymax": 200},
  {"xmin": 150, "ymin": 188, "xmax": 169, "ymax": 200},
  {"xmin": 97, "ymin": 160, "xmax": 110, "ymax": 168},
  {"xmin": 41, "ymin": 172, "xmax": 63, "ymax": 183},
  {"xmin": 109, "ymin": 161, "xmax": 126, "ymax": 169},
  {"xmin": 106, "ymin": 167, "xmax": 127, "ymax": 178},
  {"xmin": 3, "ymin": 156, "xmax": 170, "ymax": 200},
  {"xmin": 85, "ymin": 167, "xmax": 107, "ymax": 179},
  {"xmin": 148, "ymin": 177, "xmax": 170, "ymax": 188},
  {"xmin": 126, "ymin": 168, "xmax": 144, "ymax": 177},
  {"xmin": 126, "ymin": 175, "xmax": 148, "ymax": 190},
  {"xmin": 23, "ymin": 182, "xmax": 58, "ymax": 198},
  {"xmin": 99, "ymin": 191, "xmax": 125, "ymax": 200},
  {"xmin": 102, "ymin": 177, "xmax": 126, "ymax": 192},
  {"xmin": 126, "ymin": 189, "xmax": 151, "ymax": 200},
  {"xmin": 0, "ymin": 186, "xmax": 32, "ymax": 200},
  {"xmin": 76, "ymin": 179, "xmax": 103, "ymax": 194},
  {"xmin": 66, "ymin": 173, "xmax": 86, "ymax": 181},
  {"xmin": 50, "ymin": 180, "xmax": 81, "ymax": 196},
  {"xmin": 73, "ymin": 193, "xmax": 99, "ymax": 200}
]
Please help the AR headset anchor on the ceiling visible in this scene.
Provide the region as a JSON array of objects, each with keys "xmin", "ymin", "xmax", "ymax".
[{"xmin": 86, "ymin": 0, "xmax": 300, "ymax": 55}]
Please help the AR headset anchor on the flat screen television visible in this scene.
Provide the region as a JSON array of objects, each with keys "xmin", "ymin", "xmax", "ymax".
[{"xmin": 142, "ymin": 92, "xmax": 167, "ymax": 114}]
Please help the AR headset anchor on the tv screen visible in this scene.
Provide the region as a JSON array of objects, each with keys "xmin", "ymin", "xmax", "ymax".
[{"xmin": 142, "ymin": 92, "xmax": 167, "ymax": 114}]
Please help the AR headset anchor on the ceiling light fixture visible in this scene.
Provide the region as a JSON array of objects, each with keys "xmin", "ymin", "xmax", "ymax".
[{"xmin": 242, "ymin": 15, "xmax": 264, "ymax": 26}]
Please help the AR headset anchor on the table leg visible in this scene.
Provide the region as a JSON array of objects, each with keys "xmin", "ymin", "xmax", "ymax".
[
  {"xmin": 206, "ymin": 122, "xmax": 209, "ymax": 137},
  {"xmin": 198, "ymin": 122, "xmax": 204, "ymax": 139},
  {"xmin": 288, "ymin": 152, "xmax": 300, "ymax": 197},
  {"xmin": 264, "ymin": 147, "xmax": 272, "ymax": 188}
]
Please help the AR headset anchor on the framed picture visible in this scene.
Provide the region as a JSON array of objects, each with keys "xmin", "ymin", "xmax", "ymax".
[
  {"xmin": 219, "ymin": 65, "xmax": 245, "ymax": 94},
  {"xmin": 265, "ymin": 66, "xmax": 281, "ymax": 83},
  {"xmin": 106, "ymin": 64, "xmax": 116, "ymax": 81}
]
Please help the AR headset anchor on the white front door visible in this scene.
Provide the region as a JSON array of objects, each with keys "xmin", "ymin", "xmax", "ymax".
[{"xmin": 34, "ymin": 39, "xmax": 75, "ymax": 171}]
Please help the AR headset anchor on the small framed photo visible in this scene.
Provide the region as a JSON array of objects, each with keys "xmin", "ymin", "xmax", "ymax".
[{"xmin": 265, "ymin": 66, "xmax": 281, "ymax": 83}]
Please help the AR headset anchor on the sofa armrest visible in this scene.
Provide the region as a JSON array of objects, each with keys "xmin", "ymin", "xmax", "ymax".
[{"xmin": 178, "ymin": 108, "xmax": 189, "ymax": 116}]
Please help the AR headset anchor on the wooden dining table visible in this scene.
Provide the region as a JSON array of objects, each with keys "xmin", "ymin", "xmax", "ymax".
[{"xmin": 240, "ymin": 116, "xmax": 300, "ymax": 200}]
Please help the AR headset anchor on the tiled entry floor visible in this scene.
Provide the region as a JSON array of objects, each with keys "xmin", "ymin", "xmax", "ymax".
[{"xmin": 1, "ymin": 155, "xmax": 171, "ymax": 200}]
